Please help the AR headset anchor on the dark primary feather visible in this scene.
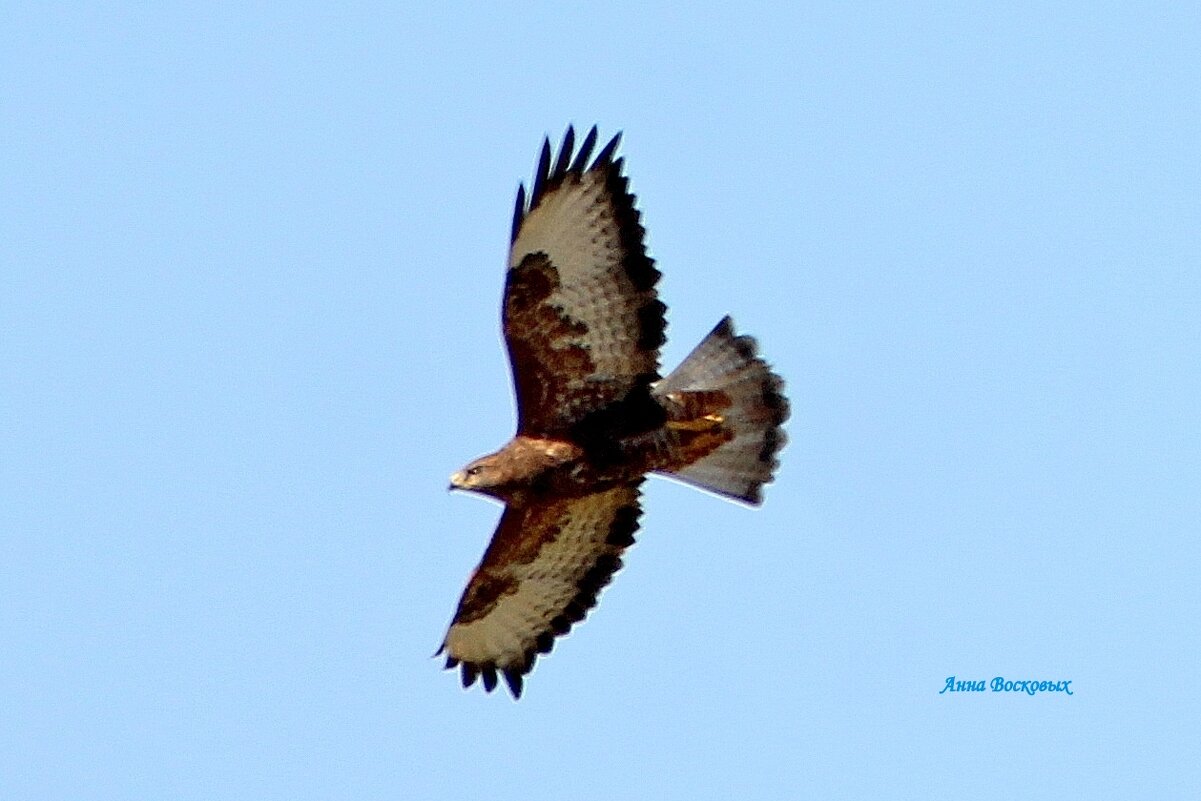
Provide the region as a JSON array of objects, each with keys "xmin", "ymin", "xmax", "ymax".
[
  {"xmin": 510, "ymin": 183, "xmax": 526, "ymax": 242},
  {"xmin": 481, "ymin": 664, "xmax": 498, "ymax": 692},
  {"xmin": 551, "ymin": 126, "xmax": 574, "ymax": 181},
  {"xmin": 503, "ymin": 669, "xmax": 524, "ymax": 698},
  {"xmin": 593, "ymin": 131, "xmax": 622, "ymax": 167},
  {"xmin": 529, "ymin": 138, "xmax": 552, "ymax": 212},
  {"xmin": 568, "ymin": 125, "xmax": 599, "ymax": 175}
]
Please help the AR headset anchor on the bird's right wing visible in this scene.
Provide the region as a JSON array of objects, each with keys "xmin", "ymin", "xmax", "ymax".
[{"xmin": 438, "ymin": 481, "xmax": 643, "ymax": 698}]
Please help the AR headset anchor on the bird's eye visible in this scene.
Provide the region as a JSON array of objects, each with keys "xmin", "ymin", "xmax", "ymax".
[{"xmin": 465, "ymin": 466, "xmax": 483, "ymax": 477}]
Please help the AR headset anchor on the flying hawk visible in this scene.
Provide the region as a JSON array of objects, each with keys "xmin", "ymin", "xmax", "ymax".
[{"xmin": 439, "ymin": 126, "xmax": 789, "ymax": 698}]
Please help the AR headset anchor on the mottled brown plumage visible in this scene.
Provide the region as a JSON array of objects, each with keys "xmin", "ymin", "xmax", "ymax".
[{"xmin": 440, "ymin": 126, "xmax": 789, "ymax": 698}]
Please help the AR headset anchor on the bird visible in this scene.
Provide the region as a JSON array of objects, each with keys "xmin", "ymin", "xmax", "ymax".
[{"xmin": 438, "ymin": 125, "xmax": 789, "ymax": 698}]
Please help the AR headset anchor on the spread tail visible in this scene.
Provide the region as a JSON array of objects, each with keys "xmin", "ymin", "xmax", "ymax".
[{"xmin": 652, "ymin": 317, "xmax": 789, "ymax": 505}]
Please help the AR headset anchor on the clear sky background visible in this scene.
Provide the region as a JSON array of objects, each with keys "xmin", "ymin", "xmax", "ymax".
[{"xmin": 3, "ymin": 3, "xmax": 1199, "ymax": 799}]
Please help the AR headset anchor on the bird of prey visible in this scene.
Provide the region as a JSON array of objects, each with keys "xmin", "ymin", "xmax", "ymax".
[{"xmin": 439, "ymin": 125, "xmax": 789, "ymax": 698}]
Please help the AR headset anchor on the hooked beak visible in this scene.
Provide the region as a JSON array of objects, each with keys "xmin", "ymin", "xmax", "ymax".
[{"xmin": 448, "ymin": 471, "xmax": 464, "ymax": 492}]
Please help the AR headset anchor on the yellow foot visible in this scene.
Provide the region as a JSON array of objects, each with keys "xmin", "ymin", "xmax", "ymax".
[{"xmin": 666, "ymin": 413, "xmax": 725, "ymax": 432}]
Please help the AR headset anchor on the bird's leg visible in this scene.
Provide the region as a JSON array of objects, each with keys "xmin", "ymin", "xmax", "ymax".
[{"xmin": 665, "ymin": 413, "xmax": 725, "ymax": 432}]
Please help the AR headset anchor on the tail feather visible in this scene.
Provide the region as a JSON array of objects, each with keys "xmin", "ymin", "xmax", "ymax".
[{"xmin": 652, "ymin": 317, "xmax": 789, "ymax": 505}]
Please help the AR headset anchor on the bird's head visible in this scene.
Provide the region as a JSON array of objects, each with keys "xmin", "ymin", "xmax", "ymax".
[
  {"xmin": 450, "ymin": 438, "xmax": 569, "ymax": 502},
  {"xmin": 449, "ymin": 453, "xmax": 507, "ymax": 496}
]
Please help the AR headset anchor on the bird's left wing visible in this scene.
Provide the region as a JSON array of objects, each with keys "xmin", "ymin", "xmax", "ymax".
[
  {"xmin": 439, "ymin": 482, "xmax": 643, "ymax": 698},
  {"xmin": 504, "ymin": 126, "xmax": 666, "ymax": 436}
]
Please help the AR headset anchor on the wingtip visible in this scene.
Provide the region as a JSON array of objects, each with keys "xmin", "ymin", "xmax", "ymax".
[
  {"xmin": 503, "ymin": 668, "xmax": 524, "ymax": 699},
  {"xmin": 593, "ymin": 130, "xmax": 623, "ymax": 168},
  {"xmin": 461, "ymin": 662, "xmax": 479, "ymax": 689},
  {"xmin": 569, "ymin": 125, "xmax": 599, "ymax": 173},
  {"xmin": 530, "ymin": 138, "xmax": 552, "ymax": 205},
  {"xmin": 511, "ymin": 182, "xmax": 527, "ymax": 242},
  {"xmin": 552, "ymin": 125, "xmax": 575, "ymax": 180},
  {"xmin": 481, "ymin": 664, "xmax": 498, "ymax": 693}
]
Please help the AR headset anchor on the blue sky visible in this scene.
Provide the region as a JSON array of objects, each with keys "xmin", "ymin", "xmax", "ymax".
[{"xmin": 3, "ymin": 3, "xmax": 1199, "ymax": 799}]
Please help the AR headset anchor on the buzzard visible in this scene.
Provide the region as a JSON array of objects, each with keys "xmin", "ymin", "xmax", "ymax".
[{"xmin": 439, "ymin": 126, "xmax": 789, "ymax": 698}]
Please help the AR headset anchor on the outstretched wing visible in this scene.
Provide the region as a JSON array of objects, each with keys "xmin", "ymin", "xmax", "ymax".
[
  {"xmin": 504, "ymin": 125, "xmax": 666, "ymax": 436},
  {"xmin": 438, "ymin": 482, "xmax": 643, "ymax": 698}
]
